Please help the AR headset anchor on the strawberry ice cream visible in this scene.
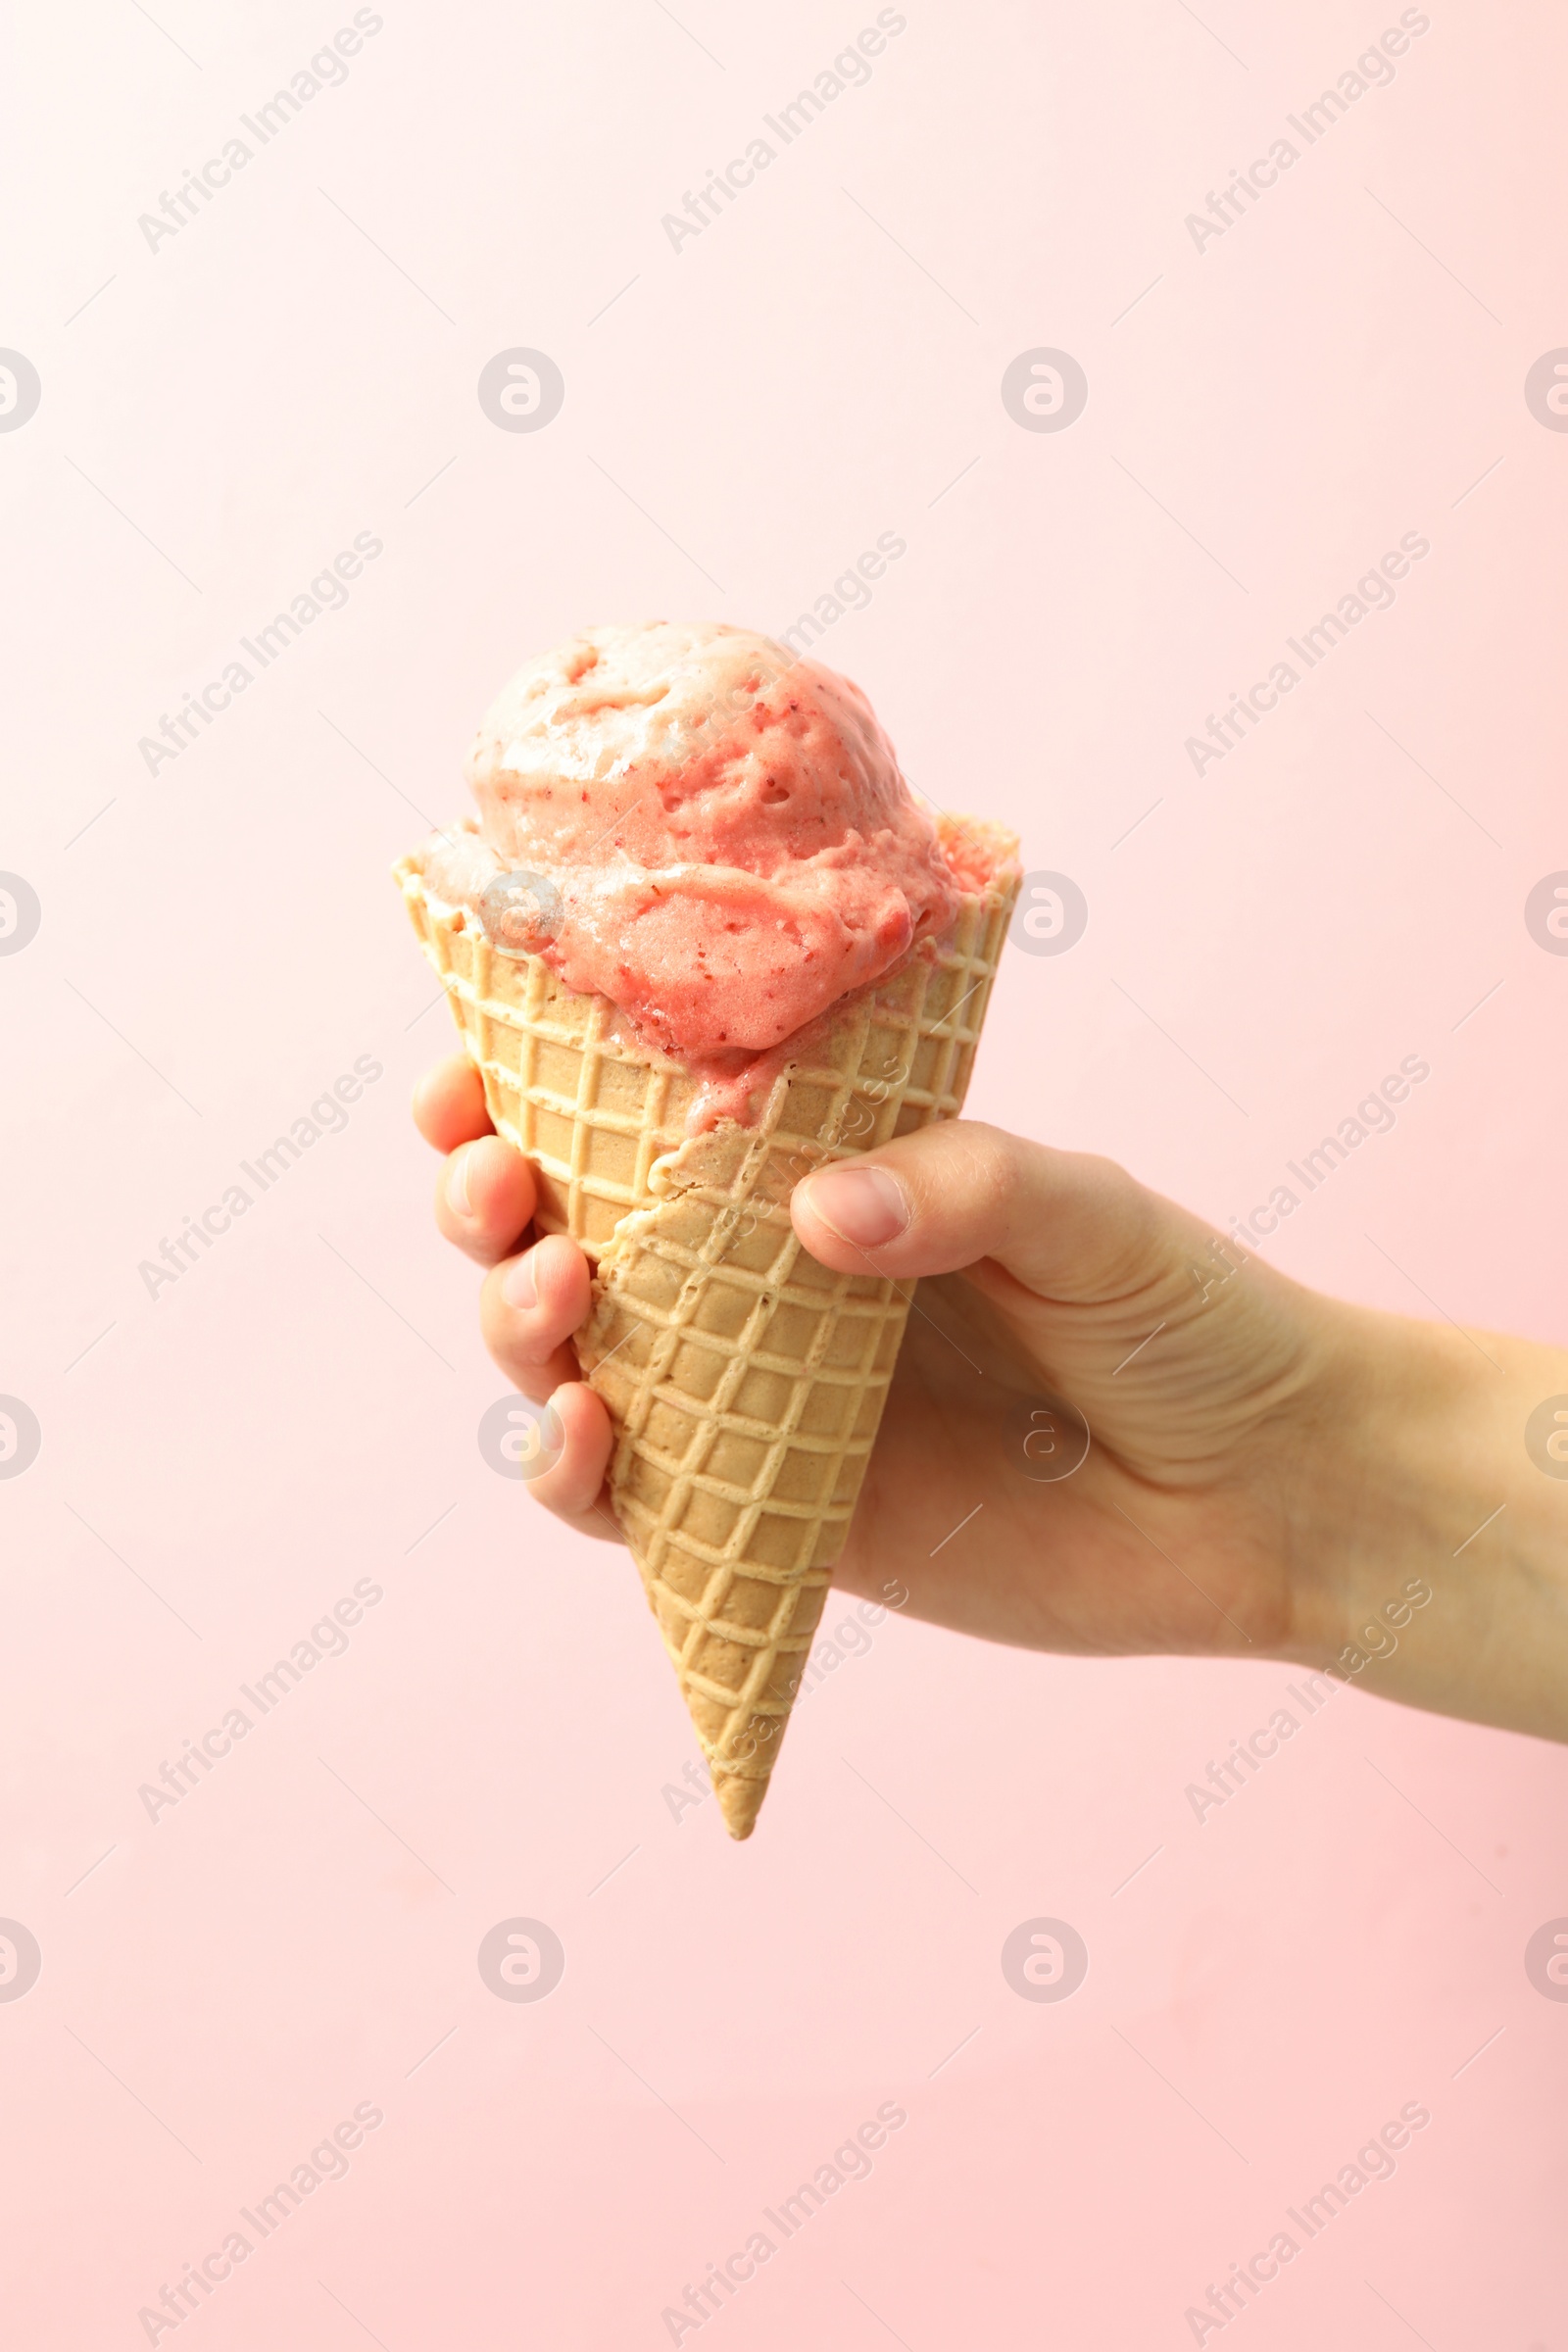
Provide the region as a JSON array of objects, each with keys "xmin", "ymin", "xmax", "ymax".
[{"xmin": 418, "ymin": 621, "xmax": 970, "ymax": 1110}]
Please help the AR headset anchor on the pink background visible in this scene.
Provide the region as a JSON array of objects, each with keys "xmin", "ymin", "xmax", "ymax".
[{"xmin": 3, "ymin": 1, "xmax": 1566, "ymax": 2343}]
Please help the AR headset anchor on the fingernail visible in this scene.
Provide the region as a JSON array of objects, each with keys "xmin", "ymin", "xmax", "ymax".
[
  {"xmin": 800, "ymin": 1164, "xmax": 909, "ymax": 1248},
  {"xmin": 502, "ymin": 1251, "xmax": 538, "ymax": 1311},
  {"xmin": 446, "ymin": 1147, "xmax": 475, "ymax": 1220}
]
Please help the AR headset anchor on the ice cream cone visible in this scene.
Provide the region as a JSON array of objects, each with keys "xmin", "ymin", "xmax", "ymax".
[{"xmin": 396, "ymin": 815, "xmax": 1018, "ymax": 1836}]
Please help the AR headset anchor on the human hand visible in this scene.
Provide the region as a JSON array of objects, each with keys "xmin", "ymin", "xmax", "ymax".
[{"xmin": 413, "ymin": 1052, "xmax": 1568, "ymax": 1740}]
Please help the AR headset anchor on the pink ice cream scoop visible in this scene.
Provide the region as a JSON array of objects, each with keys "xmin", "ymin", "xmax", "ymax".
[{"xmin": 418, "ymin": 619, "xmax": 965, "ymax": 1107}]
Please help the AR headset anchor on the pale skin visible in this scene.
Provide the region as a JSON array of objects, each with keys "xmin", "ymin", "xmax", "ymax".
[{"xmin": 414, "ymin": 1052, "xmax": 1568, "ymax": 1744}]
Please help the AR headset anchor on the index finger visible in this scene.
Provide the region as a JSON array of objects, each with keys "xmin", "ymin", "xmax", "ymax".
[{"xmin": 413, "ymin": 1053, "xmax": 494, "ymax": 1152}]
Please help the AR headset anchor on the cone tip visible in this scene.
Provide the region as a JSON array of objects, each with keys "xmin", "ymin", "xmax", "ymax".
[{"xmin": 714, "ymin": 1769, "xmax": 767, "ymax": 1840}]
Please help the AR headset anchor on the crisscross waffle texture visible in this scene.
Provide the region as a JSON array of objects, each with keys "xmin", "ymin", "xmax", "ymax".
[{"xmin": 395, "ymin": 819, "xmax": 1018, "ymax": 1836}]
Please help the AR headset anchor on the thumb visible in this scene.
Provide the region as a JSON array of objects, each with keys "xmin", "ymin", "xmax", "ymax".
[{"xmin": 790, "ymin": 1120, "xmax": 1207, "ymax": 1305}]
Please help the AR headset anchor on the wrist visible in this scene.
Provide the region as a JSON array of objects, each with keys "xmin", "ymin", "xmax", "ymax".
[{"xmin": 1280, "ymin": 1301, "xmax": 1568, "ymax": 1740}]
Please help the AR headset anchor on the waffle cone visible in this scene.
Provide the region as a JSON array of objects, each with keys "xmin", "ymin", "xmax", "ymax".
[{"xmin": 395, "ymin": 819, "xmax": 1019, "ymax": 1837}]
